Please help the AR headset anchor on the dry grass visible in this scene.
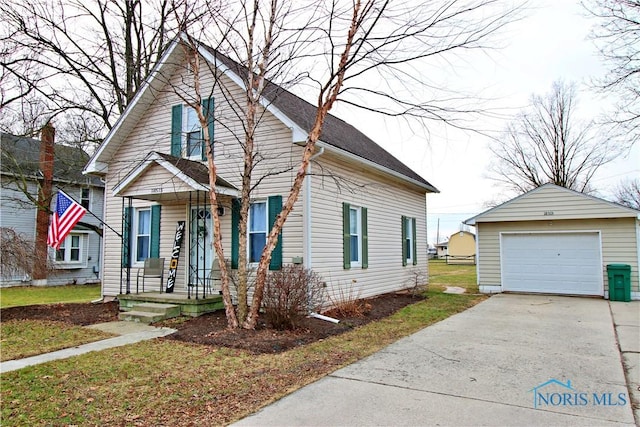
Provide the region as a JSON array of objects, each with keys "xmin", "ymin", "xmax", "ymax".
[{"xmin": 0, "ymin": 320, "xmax": 114, "ymax": 362}]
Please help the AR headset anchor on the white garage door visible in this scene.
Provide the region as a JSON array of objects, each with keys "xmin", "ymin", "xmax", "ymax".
[{"xmin": 501, "ymin": 232, "xmax": 602, "ymax": 296}]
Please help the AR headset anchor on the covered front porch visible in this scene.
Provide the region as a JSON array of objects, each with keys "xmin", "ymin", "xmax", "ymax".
[{"xmin": 112, "ymin": 152, "xmax": 238, "ymax": 316}]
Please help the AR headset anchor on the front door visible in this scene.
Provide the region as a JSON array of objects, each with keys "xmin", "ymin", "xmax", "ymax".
[{"xmin": 189, "ymin": 207, "xmax": 213, "ymax": 287}]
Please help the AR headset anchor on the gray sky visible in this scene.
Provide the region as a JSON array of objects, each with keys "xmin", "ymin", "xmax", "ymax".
[{"xmin": 342, "ymin": 0, "xmax": 639, "ymax": 244}]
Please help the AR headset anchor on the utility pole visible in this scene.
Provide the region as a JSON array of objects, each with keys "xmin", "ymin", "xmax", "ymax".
[
  {"xmin": 436, "ymin": 218, "xmax": 440, "ymax": 245},
  {"xmin": 33, "ymin": 123, "xmax": 55, "ymax": 285}
]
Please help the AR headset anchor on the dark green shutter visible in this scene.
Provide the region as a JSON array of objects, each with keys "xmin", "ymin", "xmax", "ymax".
[
  {"xmin": 231, "ymin": 199, "xmax": 240, "ymax": 269},
  {"xmin": 122, "ymin": 206, "xmax": 132, "ymax": 268},
  {"xmin": 342, "ymin": 202, "xmax": 351, "ymax": 269},
  {"xmin": 201, "ymin": 98, "xmax": 214, "ymax": 161},
  {"xmin": 361, "ymin": 207, "xmax": 368, "ymax": 269},
  {"xmin": 268, "ymin": 195, "xmax": 282, "ymax": 270},
  {"xmin": 401, "ymin": 216, "xmax": 407, "ymax": 266},
  {"xmin": 150, "ymin": 205, "xmax": 161, "ymax": 258},
  {"xmin": 171, "ymin": 104, "xmax": 182, "ymax": 156},
  {"xmin": 412, "ymin": 217, "xmax": 417, "ymax": 266}
]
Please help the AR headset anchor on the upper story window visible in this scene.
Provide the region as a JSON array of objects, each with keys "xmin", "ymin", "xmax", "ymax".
[
  {"xmin": 184, "ymin": 107, "xmax": 202, "ymax": 159},
  {"xmin": 80, "ymin": 188, "xmax": 91, "ymax": 210}
]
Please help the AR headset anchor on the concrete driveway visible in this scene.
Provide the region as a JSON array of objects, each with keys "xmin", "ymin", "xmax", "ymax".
[{"xmin": 235, "ymin": 294, "xmax": 637, "ymax": 426}]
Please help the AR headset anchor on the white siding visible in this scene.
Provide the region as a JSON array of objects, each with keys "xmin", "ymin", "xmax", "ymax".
[
  {"xmin": 477, "ymin": 218, "xmax": 640, "ymax": 295},
  {"xmin": 309, "ymin": 152, "xmax": 428, "ymax": 300},
  {"xmin": 101, "ymin": 55, "xmax": 304, "ymax": 296}
]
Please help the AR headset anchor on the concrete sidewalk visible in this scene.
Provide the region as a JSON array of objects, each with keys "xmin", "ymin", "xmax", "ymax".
[
  {"xmin": 234, "ymin": 295, "xmax": 638, "ymax": 426},
  {"xmin": 610, "ymin": 301, "xmax": 640, "ymax": 423},
  {"xmin": 0, "ymin": 321, "xmax": 175, "ymax": 373}
]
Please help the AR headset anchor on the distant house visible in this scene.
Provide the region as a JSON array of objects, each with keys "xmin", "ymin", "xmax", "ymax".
[
  {"xmin": 465, "ymin": 184, "xmax": 640, "ymax": 299},
  {"xmin": 435, "ymin": 241, "xmax": 448, "ymax": 259},
  {"xmin": 446, "ymin": 230, "xmax": 476, "ymax": 265},
  {"xmin": 83, "ymin": 35, "xmax": 438, "ymax": 304},
  {"xmin": 0, "ymin": 133, "xmax": 105, "ymax": 286}
]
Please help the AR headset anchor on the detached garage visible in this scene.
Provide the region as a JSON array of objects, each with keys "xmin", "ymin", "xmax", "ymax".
[{"xmin": 465, "ymin": 184, "xmax": 640, "ymax": 300}]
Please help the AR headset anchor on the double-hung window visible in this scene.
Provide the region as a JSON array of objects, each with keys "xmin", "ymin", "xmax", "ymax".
[
  {"xmin": 249, "ymin": 201, "xmax": 267, "ymax": 263},
  {"xmin": 402, "ymin": 216, "xmax": 418, "ymax": 266},
  {"xmin": 134, "ymin": 208, "xmax": 151, "ymax": 263},
  {"xmin": 184, "ymin": 107, "xmax": 202, "ymax": 159},
  {"xmin": 80, "ymin": 188, "xmax": 90, "ymax": 209},
  {"xmin": 54, "ymin": 233, "xmax": 88, "ymax": 268},
  {"xmin": 342, "ymin": 202, "xmax": 368, "ymax": 269}
]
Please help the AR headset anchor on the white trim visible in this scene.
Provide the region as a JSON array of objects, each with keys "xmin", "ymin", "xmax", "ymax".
[
  {"xmin": 315, "ymin": 140, "xmax": 436, "ymax": 192},
  {"xmin": 248, "ymin": 199, "xmax": 268, "ymax": 265},
  {"xmin": 84, "ymin": 38, "xmax": 181, "ymax": 175},
  {"xmin": 349, "ymin": 205, "xmax": 363, "ymax": 268},
  {"xmin": 474, "ymin": 224, "xmax": 480, "ymax": 285},
  {"xmin": 499, "ymin": 230, "xmax": 604, "ymax": 296},
  {"xmin": 52, "ymin": 231, "xmax": 90, "ymax": 268},
  {"xmin": 465, "ymin": 184, "xmax": 640, "ymax": 225},
  {"xmin": 131, "ymin": 207, "xmax": 151, "ymax": 267},
  {"xmin": 196, "ymin": 43, "xmax": 309, "ymax": 143},
  {"xmin": 479, "ymin": 285, "xmax": 502, "ymax": 294},
  {"xmin": 636, "ymin": 219, "xmax": 640, "ymax": 293},
  {"xmin": 404, "ymin": 216, "xmax": 414, "ymax": 265},
  {"xmin": 304, "ymin": 147, "xmax": 325, "ymax": 269},
  {"xmin": 112, "ymin": 152, "xmax": 238, "ymax": 197}
]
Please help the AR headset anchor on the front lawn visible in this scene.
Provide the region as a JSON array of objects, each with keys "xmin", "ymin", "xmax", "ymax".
[
  {"xmin": 0, "ymin": 284, "xmax": 101, "ymax": 309},
  {"xmin": 0, "ymin": 291, "xmax": 485, "ymax": 426},
  {"xmin": 0, "ymin": 320, "xmax": 114, "ymax": 362}
]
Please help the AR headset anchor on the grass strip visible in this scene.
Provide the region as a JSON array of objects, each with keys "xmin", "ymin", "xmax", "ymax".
[
  {"xmin": 0, "ymin": 320, "xmax": 114, "ymax": 362},
  {"xmin": 0, "ymin": 284, "xmax": 102, "ymax": 309}
]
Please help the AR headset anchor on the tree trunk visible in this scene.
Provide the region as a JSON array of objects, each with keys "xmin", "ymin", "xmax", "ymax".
[{"xmin": 33, "ymin": 122, "xmax": 55, "ymax": 282}]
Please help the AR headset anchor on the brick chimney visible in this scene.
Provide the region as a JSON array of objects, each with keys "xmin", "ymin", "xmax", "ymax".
[{"xmin": 32, "ymin": 122, "xmax": 55, "ymax": 284}]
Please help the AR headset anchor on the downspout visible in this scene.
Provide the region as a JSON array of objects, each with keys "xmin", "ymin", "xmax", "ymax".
[
  {"xmin": 303, "ymin": 147, "xmax": 324, "ymax": 270},
  {"xmin": 303, "ymin": 147, "xmax": 336, "ymax": 323}
]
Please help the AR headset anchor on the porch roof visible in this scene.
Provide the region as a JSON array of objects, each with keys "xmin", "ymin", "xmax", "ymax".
[{"xmin": 113, "ymin": 152, "xmax": 238, "ymax": 202}]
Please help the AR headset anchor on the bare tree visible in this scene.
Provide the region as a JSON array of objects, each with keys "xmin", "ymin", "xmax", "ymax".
[
  {"xmin": 174, "ymin": 0, "xmax": 522, "ymax": 329},
  {"xmin": 489, "ymin": 81, "xmax": 616, "ymax": 195},
  {"xmin": 0, "ymin": 0, "xmax": 208, "ymax": 145},
  {"xmin": 613, "ymin": 178, "xmax": 640, "ymax": 209},
  {"xmin": 584, "ymin": 0, "xmax": 640, "ymax": 145}
]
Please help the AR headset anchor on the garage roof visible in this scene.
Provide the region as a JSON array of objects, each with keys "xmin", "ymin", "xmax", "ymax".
[{"xmin": 465, "ymin": 184, "xmax": 640, "ymax": 225}]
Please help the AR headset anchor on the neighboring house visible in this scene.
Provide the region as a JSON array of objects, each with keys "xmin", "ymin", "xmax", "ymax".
[
  {"xmin": 446, "ymin": 230, "xmax": 476, "ymax": 265},
  {"xmin": 0, "ymin": 133, "xmax": 105, "ymax": 286},
  {"xmin": 435, "ymin": 241, "xmax": 448, "ymax": 259},
  {"xmin": 83, "ymin": 35, "xmax": 438, "ymax": 302},
  {"xmin": 465, "ymin": 184, "xmax": 640, "ymax": 300}
]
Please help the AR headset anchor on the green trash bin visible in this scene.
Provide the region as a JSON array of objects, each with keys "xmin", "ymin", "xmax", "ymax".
[{"xmin": 607, "ymin": 264, "xmax": 631, "ymax": 302}]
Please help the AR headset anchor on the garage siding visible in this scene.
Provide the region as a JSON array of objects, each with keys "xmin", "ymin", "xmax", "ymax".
[{"xmin": 476, "ymin": 218, "xmax": 639, "ymax": 295}]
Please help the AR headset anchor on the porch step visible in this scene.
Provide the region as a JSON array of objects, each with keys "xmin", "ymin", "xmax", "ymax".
[{"xmin": 118, "ymin": 302, "xmax": 181, "ymax": 324}]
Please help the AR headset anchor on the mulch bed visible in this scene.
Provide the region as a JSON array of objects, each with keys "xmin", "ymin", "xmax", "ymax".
[{"xmin": 0, "ymin": 293, "xmax": 424, "ymax": 355}]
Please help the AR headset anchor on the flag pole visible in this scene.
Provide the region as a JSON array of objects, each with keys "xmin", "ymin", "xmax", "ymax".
[{"xmin": 54, "ymin": 187, "xmax": 122, "ymax": 239}]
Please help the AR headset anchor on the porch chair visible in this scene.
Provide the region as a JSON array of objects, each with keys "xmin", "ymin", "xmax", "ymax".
[{"xmin": 136, "ymin": 257, "xmax": 165, "ymax": 293}]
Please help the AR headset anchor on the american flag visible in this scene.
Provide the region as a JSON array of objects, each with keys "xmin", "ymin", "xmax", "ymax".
[{"xmin": 47, "ymin": 191, "xmax": 87, "ymax": 250}]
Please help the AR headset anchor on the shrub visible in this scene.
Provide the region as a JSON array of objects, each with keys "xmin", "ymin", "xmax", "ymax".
[
  {"xmin": 325, "ymin": 280, "xmax": 371, "ymax": 318},
  {"xmin": 404, "ymin": 267, "xmax": 428, "ymax": 297},
  {"xmin": 262, "ymin": 265, "xmax": 325, "ymax": 330}
]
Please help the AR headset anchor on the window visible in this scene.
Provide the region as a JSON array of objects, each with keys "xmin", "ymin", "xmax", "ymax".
[
  {"xmin": 133, "ymin": 208, "xmax": 151, "ymax": 263},
  {"xmin": 402, "ymin": 216, "xmax": 417, "ymax": 266},
  {"xmin": 405, "ymin": 217, "xmax": 413, "ymax": 264},
  {"xmin": 349, "ymin": 206, "xmax": 362, "ymax": 265},
  {"xmin": 342, "ymin": 202, "xmax": 368, "ymax": 269},
  {"xmin": 54, "ymin": 233, "xmax": 85, "ymax": 266},
  {"xmin": 249, "ymin": 201, "xmax": 267, "ymax": 263},
  {"xmin": 80, "ymin": 188, "xmax": 90, "ymax": 209},
  {"xmin": 184, "ymin": 107, "xmax": 202, "ymax": 158}
]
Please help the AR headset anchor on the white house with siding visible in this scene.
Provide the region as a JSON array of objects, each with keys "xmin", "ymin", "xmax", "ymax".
[
  {"xmin": 465, "ymin": 184, "xmax": 640, "ymax": 300},
  {"xmin": 83, "ymin": 35, "xmax": 438, "ymax": 304},
  {"xmin": 1, "ymin": 133, "xmax": 105, "ymax": 286}
]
